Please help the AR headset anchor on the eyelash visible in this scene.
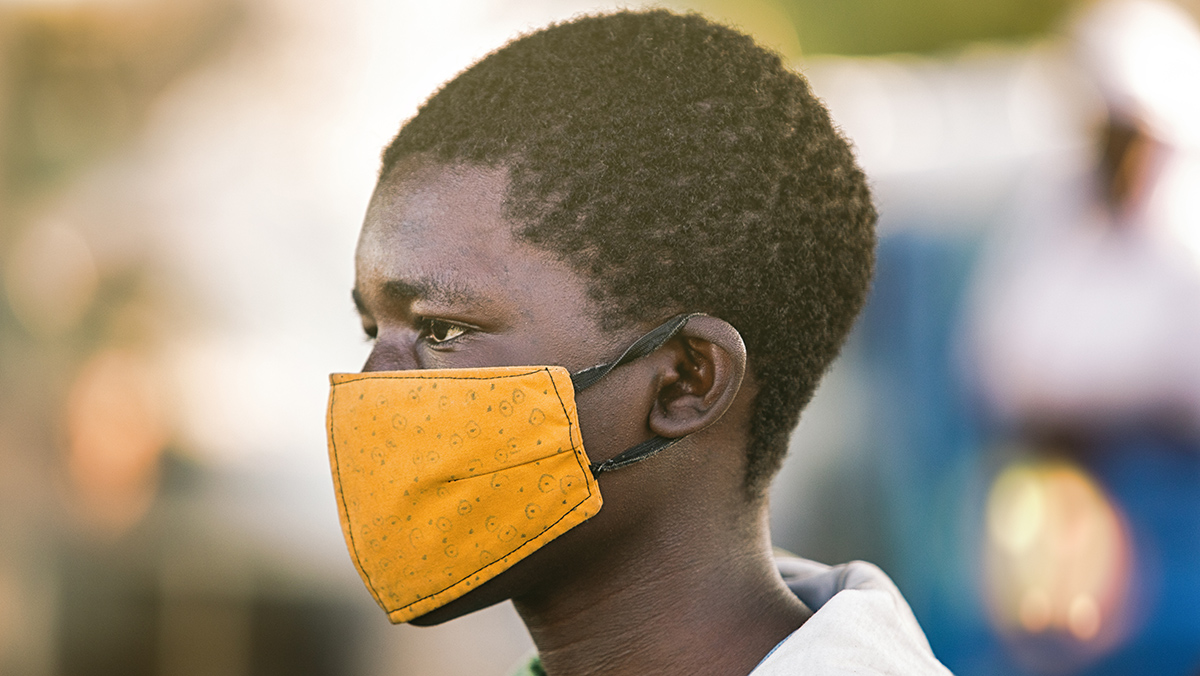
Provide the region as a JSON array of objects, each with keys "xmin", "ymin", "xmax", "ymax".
[
  {"xmin": 418, "ymin": 317, "xmax": 469, "ymax": 345},
  {"xmin": 359, "ymin": 316, "xmax": 471, "ymax": 346}
]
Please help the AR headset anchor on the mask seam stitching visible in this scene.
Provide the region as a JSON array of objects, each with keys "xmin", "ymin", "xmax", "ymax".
[
  {"xmin": 329, "ymin": 382, "xmax": 388, "ymax": 608},
  {"xmin": 333, "ymin": 368, "xmax": 548, "ymax": 383}
]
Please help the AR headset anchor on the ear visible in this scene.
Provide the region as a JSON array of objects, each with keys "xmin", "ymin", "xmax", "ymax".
[{"xmin": 647, "ymin": 315, "xmax": 747, "ymax": 439}]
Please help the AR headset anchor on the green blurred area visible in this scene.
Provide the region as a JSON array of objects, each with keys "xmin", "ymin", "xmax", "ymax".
[
  {"xmin": 684, "ymin": 0, "xmax": 1083, "ymax": 56},
  {"xmin": 780, "ymin": 0, "xmax": 1079, "ymax": 55}
]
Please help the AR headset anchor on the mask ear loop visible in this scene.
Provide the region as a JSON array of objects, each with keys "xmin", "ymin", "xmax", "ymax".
[
  {"xmin": 589, "ymin": 436, "xmax": 685, "ymax": 477},
  {"xmin": 569, "ymin": 312, "xmax": 703, "ymax": 477},
  {"xmin": 570, "ymin": 313, "xmax": 701, "ymax": 391}
]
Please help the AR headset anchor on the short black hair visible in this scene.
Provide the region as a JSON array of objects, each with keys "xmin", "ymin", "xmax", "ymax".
[{"xmin": 381, "ymin": 10, "xmax": 876, "ymax": 496}]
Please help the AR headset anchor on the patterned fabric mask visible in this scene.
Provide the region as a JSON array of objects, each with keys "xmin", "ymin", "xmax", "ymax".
[{"xmin": 327, "ymin": 314, "xmax": 697, "ymax": 622}]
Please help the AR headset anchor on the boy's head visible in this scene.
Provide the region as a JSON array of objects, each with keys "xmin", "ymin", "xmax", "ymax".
[{"xmin": 373, "ymin": 10, "xmax": 875, "ymax": 496}]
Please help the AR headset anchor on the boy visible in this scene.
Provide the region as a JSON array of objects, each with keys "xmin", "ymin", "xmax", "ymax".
[{"xmin": 328, "ymin": 10, "xmax": 952, "ymax": 675}]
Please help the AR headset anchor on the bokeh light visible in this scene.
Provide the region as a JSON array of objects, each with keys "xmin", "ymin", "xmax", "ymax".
[
  {"xmin": 984, "ymin": 459, "xmax": 1134, "ymax": 659},
  {"xmin": 64, "ymin": 348, "xmax": 170, "ymax": 533}
]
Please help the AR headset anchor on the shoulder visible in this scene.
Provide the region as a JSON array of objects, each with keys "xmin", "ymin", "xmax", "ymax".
[{"xmin": 753, "ymin": 558, "xmax": 955, "ymax": 676}]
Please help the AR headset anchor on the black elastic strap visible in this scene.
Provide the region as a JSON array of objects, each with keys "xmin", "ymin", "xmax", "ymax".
[
  {"xmin": 569, "ymin": 313, "xmax": 702, "ymax": 479},
  {"xmin": 570, "ymin": 313, "xmax": 700, "ymax": 392},
  {"xmin": 589, "ymin": 435, "xmax": 682, "ymax": 477}
]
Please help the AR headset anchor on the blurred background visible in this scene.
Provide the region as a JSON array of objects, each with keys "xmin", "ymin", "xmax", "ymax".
[{"xmin": 0, "ymin": 0, "xmax": 1198, "ymax": 674}]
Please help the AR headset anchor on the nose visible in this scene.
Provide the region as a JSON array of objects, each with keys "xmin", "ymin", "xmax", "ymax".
[{"xmin": 362, "ymin": 329, "xmax": 420, "ymax": 372}]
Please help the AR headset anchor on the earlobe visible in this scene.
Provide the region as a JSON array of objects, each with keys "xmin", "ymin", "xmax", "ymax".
[{"xmin": 647, "ymin": 315, "xmax": 747, "ymax": 439}]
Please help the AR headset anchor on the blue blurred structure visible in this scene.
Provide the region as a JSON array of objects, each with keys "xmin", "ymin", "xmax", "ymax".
[
  {"xmin": 1087, "ymin": 435, "xmax": 1200, "ymax": 675},
  {"xmin": 852, "ymin": 231, "xmax": 1200, "ymax": 676},
  {"xmin": 854, "ymin": 232, "xmax": 995, "ymax": 673}
]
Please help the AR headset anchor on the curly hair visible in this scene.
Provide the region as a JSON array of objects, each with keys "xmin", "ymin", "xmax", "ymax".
[{"xmin": 380, "ymin": 10, "xmax": 876, "ymax": 496}]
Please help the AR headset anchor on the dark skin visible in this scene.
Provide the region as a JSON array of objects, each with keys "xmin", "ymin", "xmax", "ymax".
[
  {"xmin": 353, "ymin": 157, "xmax": 812, "ymax": 676},
  {"xmin": 1098, "ymin": 117, "xmax": 1164, "ymax": 226}
]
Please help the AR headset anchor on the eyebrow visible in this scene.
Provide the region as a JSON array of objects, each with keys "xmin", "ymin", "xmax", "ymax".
[{"xmin": 352, "ymin": 276, "xmax": 490, "ymax": 313}]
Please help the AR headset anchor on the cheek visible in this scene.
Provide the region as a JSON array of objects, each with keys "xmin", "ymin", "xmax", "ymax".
[
  {"xmin": 362, "ymin": 337, "xmax": 419, "ymax": 372},
  {"xmin": 574, "ymin": 366, "xmax": 657, "ymax": 465}
]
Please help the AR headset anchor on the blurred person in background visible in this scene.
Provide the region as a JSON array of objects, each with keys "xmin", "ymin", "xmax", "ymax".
[
  {"xmin": 968, "ymin": 0, "xmax": 1200, "ymax": 438},
  {"xmin": 964, "ymin": 0, "xmax": 1200, "ymax": 672},
  {"xmin": 328, "ymin": 10, "xmax": 953, "ymax": 676}
]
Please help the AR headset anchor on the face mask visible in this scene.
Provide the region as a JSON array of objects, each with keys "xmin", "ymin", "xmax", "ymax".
[{"xmin": 327, "ymin": 314, "xmax": 698, "ymax": 623}]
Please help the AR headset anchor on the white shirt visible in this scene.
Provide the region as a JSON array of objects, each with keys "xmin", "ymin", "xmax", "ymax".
[{"xmin": 751, "ymin": 558, "xmax": 954, "ymax": 675}]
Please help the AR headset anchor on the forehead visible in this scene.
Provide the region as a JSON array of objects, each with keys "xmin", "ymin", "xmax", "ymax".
[
  {"xmin": 359, "ymin": 161, "xmax": 514, "ymax": 277},
  {"xmin": 355, "ymin": 159, "xmax": 597, "ymax": 323}
]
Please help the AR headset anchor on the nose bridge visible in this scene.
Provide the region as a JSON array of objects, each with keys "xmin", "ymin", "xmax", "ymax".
[{"xmin": 362, "ymin": 327, "xmax": 421, "ymax": 372}]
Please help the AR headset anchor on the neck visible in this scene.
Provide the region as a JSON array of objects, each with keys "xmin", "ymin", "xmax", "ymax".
[{"xmin": 512, "ymin": 503, "xmax": 811, "ymax": 676}]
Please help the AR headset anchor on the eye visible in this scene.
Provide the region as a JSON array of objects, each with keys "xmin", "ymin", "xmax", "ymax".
[{"xmin": 420, "ymin": 318, "xmax": 468, "ymax": 345}]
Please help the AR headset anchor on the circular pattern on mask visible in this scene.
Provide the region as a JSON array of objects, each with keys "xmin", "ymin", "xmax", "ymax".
[{"xmin": 330, "ymin": 368, "xmax": 595, "ymax": 612}]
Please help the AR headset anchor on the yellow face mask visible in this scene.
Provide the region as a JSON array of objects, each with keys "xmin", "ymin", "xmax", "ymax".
[{"xmin": 327, "ymin": 314, "xmax": 695, "ymax": 623}]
